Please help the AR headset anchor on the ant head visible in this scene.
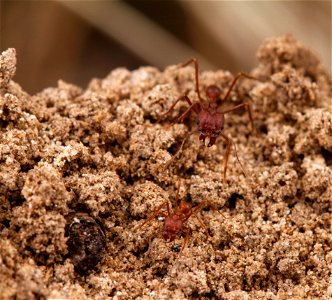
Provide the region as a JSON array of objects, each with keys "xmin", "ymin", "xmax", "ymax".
[
  {"xmin": 197, "ymin": 110, "xmax": 224, "ymax": 147},
  {"xmin": 206, "ymin": 85, "xmax": 221, "ymax": 103}
]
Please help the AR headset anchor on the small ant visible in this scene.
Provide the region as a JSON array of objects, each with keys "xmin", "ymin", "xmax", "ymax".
[
  {"xmin": 162, "ymin": 58, "xmax": 257, "ymax": 182},
  {"xmin": 137, "ymin": 179, "xmax": 222, "ymax": 255}
]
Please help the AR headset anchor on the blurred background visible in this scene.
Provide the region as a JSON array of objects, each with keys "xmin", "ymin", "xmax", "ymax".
[{"xmin": 1, "ymin": 0, "xmax": 331, "ymax": 94}]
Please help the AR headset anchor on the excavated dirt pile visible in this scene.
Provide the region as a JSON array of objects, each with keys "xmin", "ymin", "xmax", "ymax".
[{"xmin": 0, "ymin": 35, "xmax": 331, "ymax": 299}]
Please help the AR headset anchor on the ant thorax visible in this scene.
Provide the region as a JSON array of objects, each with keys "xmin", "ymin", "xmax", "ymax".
[
  {"xmin": 159, "ymin": 58, "xmax": 256, "ymax": 181},
  {"xmin": 197, "ymin": 109, "xmax": 224, "ymax": 147}
]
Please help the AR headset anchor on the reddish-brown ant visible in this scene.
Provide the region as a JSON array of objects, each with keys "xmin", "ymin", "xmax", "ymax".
[
  {"xmin": 137, "ymin": 179, "xmax": 222, "ymax": 255},
  {"xmin": 162, "ymin": 58, "xmax": 257, "ymax": 182}
]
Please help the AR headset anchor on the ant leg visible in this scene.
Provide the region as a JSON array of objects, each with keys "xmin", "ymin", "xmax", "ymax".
[
  {"xmin": 222, "ymin": 72, "xmax": 258, "ymax": 103},
  {"xmin": 192, "ymin": 201, "xmax": 226, "ymax": 238},
  {"xmin": 189, "ymin": 199, "xmax": 224, "ymax": 221},
  {"xmin": 135, "ymin": 200, "xmax": 169, "ymax": 230},
  {"xmin": 179, "ymin": 226, "xmax": 192, "ymax": 256},
  {"xmin": 179, "ymin": 58, "xmax": 203, "ymax": 104},
  {"xmin": 220, "ymin": 132, "xmax": 247, "ymax": 183},
  {"xmin": 161, "ymin": 130, "xmax": 195, "ymax": 170},
  {"xmin": 171, "ymin": 101, "xmax": 199, "ymax": 125},
  {"xmin": 167, "ymin": 94, "xmax": 193, "ymax": 115},
  {"xmin": 158, "ymin": 94, "xmax": 199, "ymax": 123},
  {"xmin": 158, "ymin": 94, "xmax": 191, "ymax": 121},
  {"xmin": 193, "ymin": 215, "xmax": 210, "ymax": 238},
  {"xmin": 221, "ymin": 101, "xmax": 255, "ymax": 133}
]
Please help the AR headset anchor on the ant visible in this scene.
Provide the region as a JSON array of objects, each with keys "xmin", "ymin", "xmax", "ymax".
[
  {"xmin": 136, "ymin": 179, "xmax": 223, "ymax": 255},
  {"xmin": 161, "ymin": 58, "xmax": 257, "ymax": 182}
]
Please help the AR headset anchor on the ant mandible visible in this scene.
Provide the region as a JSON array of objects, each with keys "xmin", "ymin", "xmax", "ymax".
[
  {"xmin": 162, "ymin": 58, "xmax": 257, "ymax": 182},
  {"xmin": 137, "ymin": 179, "xmax": 222, "ymax": 255}
]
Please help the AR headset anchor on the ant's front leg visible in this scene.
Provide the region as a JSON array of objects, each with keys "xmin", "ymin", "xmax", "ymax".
[
  {"xmin": 172, "ymin": 101, "xmax": 199, "ymax": 125},
  {"xmin": 179, "ymin": 226, "xmax": 192, "ymax": 256},
  {"xmin": 220, "ymin": 132, "xmax": 247, "ymax": 184}
]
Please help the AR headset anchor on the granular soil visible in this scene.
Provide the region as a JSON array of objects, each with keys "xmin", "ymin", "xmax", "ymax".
[{"xmin": 0, "ymin": 35, "xmax": 331, "ymax": 299}]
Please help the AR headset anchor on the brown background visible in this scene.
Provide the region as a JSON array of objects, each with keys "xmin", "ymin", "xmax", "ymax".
[{"xmin": 1, "ymin": 1, "xmax": 331, "ymax": 94}]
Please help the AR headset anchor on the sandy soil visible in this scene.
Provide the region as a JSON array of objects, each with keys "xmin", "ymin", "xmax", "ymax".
[{"xmin": 0, "ymin": 35, "xmax": 331, "ymax": 299}]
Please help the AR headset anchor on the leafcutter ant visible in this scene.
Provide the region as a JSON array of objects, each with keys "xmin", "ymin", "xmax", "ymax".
[
  {"xmin": 162, "ymin": 58, "xmax": 257, "ymax": 182},
  {"xmin": 136, "ymin": 179, "xmax": 223, "ymax": 255}
]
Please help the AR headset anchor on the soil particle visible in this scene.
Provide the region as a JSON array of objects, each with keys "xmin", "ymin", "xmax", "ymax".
[{"xmin": 0, "ymin": 48, "xmax": 16, "ymax": 90}]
